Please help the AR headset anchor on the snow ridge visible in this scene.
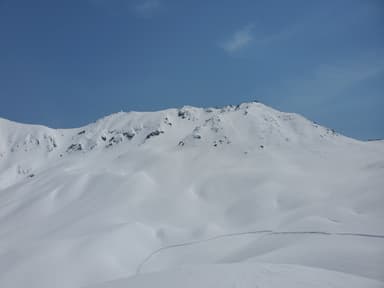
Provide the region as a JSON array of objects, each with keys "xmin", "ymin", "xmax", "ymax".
[{"xmin": 0, "ymin": 102, "xmax": 347, "ymax": 189}]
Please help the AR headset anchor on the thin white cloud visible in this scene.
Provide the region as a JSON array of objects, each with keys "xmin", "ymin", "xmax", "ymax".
[
  {"xmin": 134, "ymin": 0, "xmax": 161, "ymax": 18},
  {"xmin": 220, "ymin": 25, "xmax": 254, "ymax": 53},
  {"xmin": 220, "ymin": 24, "xmax": 300, "ymax": 56},
  {"xmin": 272, "ymin": 58, "xmax": 384, "ymax": 108}
]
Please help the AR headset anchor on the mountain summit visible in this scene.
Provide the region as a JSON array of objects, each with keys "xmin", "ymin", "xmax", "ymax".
[
  {"xmin": 0, "ymin": 103, "xmax": 383, "ymax": 288},
  {"xmin": 0, "ymin": 102, "xmax": 347, "ymax": 187}
]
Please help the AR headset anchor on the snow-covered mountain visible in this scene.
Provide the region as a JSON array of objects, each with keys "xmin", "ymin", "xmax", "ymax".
[{"xmin": 0, "ymin": 102, "xmax": 383, "ymax": 288}]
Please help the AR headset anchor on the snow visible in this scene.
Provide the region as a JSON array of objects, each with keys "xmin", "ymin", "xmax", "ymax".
[
  {"xmin": 88, "ymin": 263, "xmax": 384, "ymax": 288},
  {"xmin": 0, "ymin": 102, "xmax": 383, "ymax": 287}
]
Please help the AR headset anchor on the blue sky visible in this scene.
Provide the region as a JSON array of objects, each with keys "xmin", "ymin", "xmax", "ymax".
[{"xmin": 0, "ymin": 0, "xmax": 383, "ymax": 140}]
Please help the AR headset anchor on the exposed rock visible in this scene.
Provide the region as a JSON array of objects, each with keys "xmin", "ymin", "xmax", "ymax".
[
  {"xmin": 66, "ymin": 143, "xmax": 82, "ymax": 153},
  {"xmin": 145, "ymin": 130, "xmax": 164, "ymax": 140},
  {"xmin": 123, "ymin": 132, "xmax": 135, "ymax": 140}
]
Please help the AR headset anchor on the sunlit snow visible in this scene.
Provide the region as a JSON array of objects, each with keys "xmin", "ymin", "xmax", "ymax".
[{"xmin": 0, "ymin": 102, "xmax": 383, "ymax": 287}]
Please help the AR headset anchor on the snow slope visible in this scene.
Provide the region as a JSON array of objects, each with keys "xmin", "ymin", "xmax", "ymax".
[{"xmin": 0, "ymin": 102, "xmax": 383, "ymax": 287}]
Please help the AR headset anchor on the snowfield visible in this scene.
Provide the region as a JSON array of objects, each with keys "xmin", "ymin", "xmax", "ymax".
[{"xmin": 0, "ymin": 102, "xmax": 383, "ymax": 287}]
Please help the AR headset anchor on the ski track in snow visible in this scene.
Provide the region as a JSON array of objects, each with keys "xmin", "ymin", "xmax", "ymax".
[{"xmin": 136, "ymin": 229, "xmax": 384, "ymax": 274}]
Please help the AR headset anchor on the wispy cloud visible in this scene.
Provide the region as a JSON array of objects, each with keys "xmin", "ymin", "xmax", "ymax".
[
  {"xmin": 220, "ymin": 24, "xmax": 298, "ymax": 55},
  {"xmin": 220, "ymin": 25, "xmax": 254, "ymax": 53},
  {"xmin": 134, "ymin": 0, "xmax": 161, "ymax": 18},
  {"xmin": 270, "ymin": 58, "xmax": 384, "ymax": 109}
]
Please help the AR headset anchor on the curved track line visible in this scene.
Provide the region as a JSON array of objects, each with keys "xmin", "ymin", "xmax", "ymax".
[{"xmin": 136, "ymin": 230, "xmax": 384, "ymax": 274}]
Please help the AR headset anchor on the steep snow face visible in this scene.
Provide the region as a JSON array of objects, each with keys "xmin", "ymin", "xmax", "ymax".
[{"xmin": 0, "ymin": 102, "xmax": 383, "ymax": 288}]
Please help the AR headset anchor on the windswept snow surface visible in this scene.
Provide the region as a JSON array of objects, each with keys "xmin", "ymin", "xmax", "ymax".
[{"xmin": 0, "ymin": 102, "xmax": 383, "ymax": 287}]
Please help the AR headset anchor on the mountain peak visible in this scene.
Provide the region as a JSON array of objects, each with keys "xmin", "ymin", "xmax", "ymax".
[
  {"xmin": 0, "ymin": 102, "xmax": 349, "ymax": 190},
  {"xmin": 0, "ymin": 102, "xmax": 383, "ymax": 288},
  {"xmin": 0, "ymin": 102, "xmax": 345, "ymax": 157}
]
